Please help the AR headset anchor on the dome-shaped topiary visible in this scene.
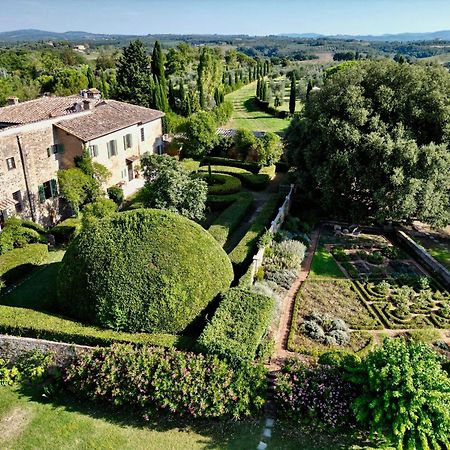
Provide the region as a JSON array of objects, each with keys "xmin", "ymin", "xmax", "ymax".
[{"xmin": 57, "ymin": 209, "xmax": 234, "ymax": 333}]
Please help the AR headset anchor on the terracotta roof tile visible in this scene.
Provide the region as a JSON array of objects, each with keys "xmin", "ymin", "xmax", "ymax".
[
  {"xmin": 55, "ymin": 100, "xmax": 164, "ymax": 142},
  {"xmin": 0, "ymin": 95, "xmax": 98, "ymax": 125}
]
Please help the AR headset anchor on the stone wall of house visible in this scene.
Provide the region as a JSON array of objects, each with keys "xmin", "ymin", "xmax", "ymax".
[
  {"xmin": 0, "ymin": 125, "xmax": 62, "ymax": 226},
  {"xmin": 86, "ymin": 118, "xmax": 163, "ymax": 187},
  {"xmin": 0, "ymin": 334, "xmax": 92, "ymax": 367}
]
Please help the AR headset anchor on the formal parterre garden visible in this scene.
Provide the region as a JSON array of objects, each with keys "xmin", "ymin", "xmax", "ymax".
[{"xmin": 289, "ymin": 225, "xmax": 450, "ymax": 356}]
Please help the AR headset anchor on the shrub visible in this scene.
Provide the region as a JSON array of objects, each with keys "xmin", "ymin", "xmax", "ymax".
[
  {"xmin": 353, "ymin": 338, "xmax": 450, "ymax": 449},
  {"xmin": 192, "ymin": 173, "xmax": 242, "ymax": 195},
  {"xmin": 374, "ymin": 280, "xmax": 390, "ymax": 296},
  {"xmin": 206, "ymin": 192, "xmax": 244, "ymax": 210},
  {"xmin": 274, "ymin": 359, "xmax": 358, "ymax": 427},
  {"xmin": 107, "ymin": 185, "xmax": 124, "ymax": 206},
  {"xmin": 200, "ymin": 157, "xmax": 260, "ymax": 174},
  {"xmin": 265, "ymin": 268, "xmax": 298, "ymax": 289},
  {"xmin": 208, "ymin": 193, "xmax": 253, "ymax": 246},
  {"xmin": 229, "ymin": 196, "xmax": 280, "ymax": 267},
  {"xmin": 0, "ymin": 304, "xmax": 194, "ymax": 349},
  {"xmin": 198, "ymin": 165, "xmax": 271, "ymax": 190},
  {"xmin": 50, "ymin": 218, "xmax": 81, "ymax": 242},
  {"xmin": 20, "ymin": 220, "xmax": 46, "ymax": 233},
  {"xmin": 82, "ymin": 198, "xmax": 118, "ymax": 221},
  {"xmin": 331, "ymin": 246, "xmax": 349, "ymax": 262},
  {"xmin": 64, "ymin": 344, "xmax": 267, "ymax": 419},
  {"xmin": 367, "ymin": 251, "xmax": 384, "ymax": 265},
  {"xmin": 197, "ymin": 288, "xmax": 275, "ymax": 364},
  {"xmin": 0, "ymin": 244, "xmax": 48, "ymax": 286},
  {"xmin": 0, "ymin": 218, "xmax": 47, "ymax": 255},
  {"xmin": 302, "ymin": 313, "xmax": 350, "ymax": 346},
  {"xmin": 57, "ymin": 209, "xmax": 233, "ymax": 334}
]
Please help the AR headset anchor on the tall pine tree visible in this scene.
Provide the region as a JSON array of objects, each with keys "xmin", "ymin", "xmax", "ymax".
[
  {"xmin": 289, "ymin": 74, "xmax": 296, "ymax": 115},
  {"xmin": 115, "ymin": 40, "xmax": 152, "ymax": 107}
]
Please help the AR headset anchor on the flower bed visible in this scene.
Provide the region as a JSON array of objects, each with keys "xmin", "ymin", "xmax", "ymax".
[{"xmin": 64, "ymin": 343, "xmax": 267, "ymax": 419}]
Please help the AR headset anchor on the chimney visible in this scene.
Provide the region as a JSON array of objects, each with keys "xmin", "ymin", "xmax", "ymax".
[
  {"xmin": 83, "ymin": 99, "xmax": 93, "ymax": 111},
  {"xmin": 7, "ymin": 97, "xmax": 19, "ymax": 106}
]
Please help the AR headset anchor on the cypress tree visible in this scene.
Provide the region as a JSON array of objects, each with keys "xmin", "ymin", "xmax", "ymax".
[
  {"xmin": 239, "ymin": 71, "xmax": 243, "ymax": 82},
  {"xmin": 248, "ymin": 67, "xmax": 252, "ymax": 82},
  {"xmin": 222, "ymin": 73, "xmax": 226, "ymax": 84},
  {"xmin": 87, "ymin": 66, "xmax": 95, "ymax": 89},
  {"xmin": 261, "ymin": 79, "xmax": 268, "ymax": 102},
  {"xmin": 256, "ymin": 78, "xmax": 260, "ymax": 98},
  {"xmin": 151, "ymin": 40, "xmax": 169, "ymax": 111},
  {"xmin": 289, "ymin": 74, "xmax": 296, "ymax": 115},
  {"xmin": 228, "ymin": 73, "xmax": 232, "ymax": 86},
  {"xmin": 306, "ymin": 79, "xmax": 314, "ymax": 99},
  {"xmin": 234, "ymin": 71, "xmax": 239, "ymax": 85},
  {"xmin": 179, "ymin": 82, "xmax": 186, "ymax": 115},
  {"xmin": 253, "ymin": 66, "xmax": 257, "ymax": 80},
  {"xmin": 169, "ymin": 79, "xmax": 177, "ymax": 110}
]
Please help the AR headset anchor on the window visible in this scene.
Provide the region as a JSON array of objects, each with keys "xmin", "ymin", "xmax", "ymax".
[
  {"xmin": 140, "ymin": 128, "xmax": 145, "ymax": 142},
  {"xmin": 6, "ymin": 157, "xmax": 16, "ymax": 170},
  {"xmin": 107, "ymin": 140, "xmax": 118, "ymax": 158},
  {"xmin": 123, "ymin": 133, "xmax": 133, "ymax": 149},
  {"xmin": 47, "ymin": 144, "xmax": 64, "ymax": 157},
  {"xmin": 88, "ymin": 145, "xmax": 98, "ymax": 158},
  {"xmin": 39, "ymin": 179, "xmax": 58, "ymax": 203},
  {"xmin": 12, "ymin": 190, "xmax": 22, "ymax": 213}
]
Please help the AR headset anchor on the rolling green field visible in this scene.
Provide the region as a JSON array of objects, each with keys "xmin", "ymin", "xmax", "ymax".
[
  {"xmin": 225, "ymin": 81, "xmax": 290, "ymax": 135},
  {"xmin": 0, "ymin": 386, "xmax": 384, "ymax": 450}
]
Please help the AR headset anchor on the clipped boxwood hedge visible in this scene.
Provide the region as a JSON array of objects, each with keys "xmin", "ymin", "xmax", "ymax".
[
  {"xmin": 192, "ymin": 172, "xmax": 242, "ymax": 195},
  {"xmin": 0, "ymin": 243, "xmax": 48, "ymax": 286},
  {"xmin": 57, "ymin": 209, "xmax": 234, "ymax": 334},
  {"xmin": 199, "ymin": 166, "xmax": 271, "ymax": 191},
  {"xmin": 208, "ymin": 193, "xmax": 253, "ymax": 247},
  {"xmin": 50, "ymin": 217, "xmax": 81, "ymax": 242},
  {"xmin": 197, "ymin": 288, "xmax": 275, "ymax": 364},
  {"xmin": 229, "ymin": 195, "xmax": 280, "ymax": 267},
  {"xmin": 0, "ymin": 305, "xmax": 194, "ymax": 349},
  {"xmin": 201, "ymin": 157, "xmax": 260, "ymax": 174},
  {"xmin": 207, "ymin": 193, "xmax": 245, "ymax": 210}
]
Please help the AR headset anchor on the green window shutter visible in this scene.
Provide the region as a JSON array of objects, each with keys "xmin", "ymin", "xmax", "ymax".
[
  {"xmin": 57, "ymin": 144, "xmax": 64, "ymax": 154},
  {"xmin": 107, "ymin": 142, "xmax": 111, "ymax": 158},
  {"xmin": 123, "ymin": 135, "xmax": 127, "ymax": 149},
  {"xmin": 38, "ymin": 185, "xmax": 46, "ymax": 203},
  {"xmin": 50, "ymin": 179, "xmax": 58, "ymax": 197}
]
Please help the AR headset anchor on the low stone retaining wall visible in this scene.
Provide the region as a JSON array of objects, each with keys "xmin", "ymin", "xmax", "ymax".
[
  {"xmin": 0, "ymin": 334, "xmax": 92, "ymax": 367},
  {"xmin": 395, "ymin": 228, "xmax": 450, "ymax": 289}
]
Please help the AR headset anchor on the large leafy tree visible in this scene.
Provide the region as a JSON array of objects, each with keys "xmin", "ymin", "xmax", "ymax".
[
  {"xmin": 352, "ymin": 338, "xmax": 450, "ymax": 450},
  {"xmin": 286, "ymin": 60, "xmax": 450, "ymax": 227},
  {"xmin": 141, "ymin": 154, "xmax": 207, "ymax": 221},
  {"xmin": 114, "ymin": 40, "xmax": 153, "ymax": 107},
  {"xmin": 176, "ymin": 111, "xmax": 218, "ymax": 158}
]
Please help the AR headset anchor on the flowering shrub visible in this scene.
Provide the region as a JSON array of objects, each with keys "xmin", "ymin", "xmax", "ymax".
[
  {"xmin": 64, "ymin": 344, "xmax": 267, "ymax": 419},
  {"xmin": 274, "ymin": 359, "xmax": 357, "ymax": 427}
]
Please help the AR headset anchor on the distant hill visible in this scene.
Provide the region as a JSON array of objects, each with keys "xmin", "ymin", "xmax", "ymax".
[
  {"xmin": 281, "ymin": 30, "xmax": 450, "ymax": 42},
  {"xmin": 2, "ymin": 28, "xmax": 450, "ymax": 44},
  {"xmin": 0, "ymin": 29, "xmax": 133, "ymax": 42}
]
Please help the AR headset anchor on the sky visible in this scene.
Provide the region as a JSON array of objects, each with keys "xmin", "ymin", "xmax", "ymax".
[{"xmin": 1, "ymin": 0, "xmax": 450, "ymax": 36}]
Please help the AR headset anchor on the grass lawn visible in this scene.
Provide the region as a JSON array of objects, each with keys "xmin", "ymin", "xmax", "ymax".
[
  {"xmin": 0, "ymin": 249, "xmax": 65, "ymax": 312},
  {"xmin": 225, "ymin": 81, "xmax": 290, "ymax": 135},
  {"xmin": 428, "ymin": 247, "xmax": 450, "ymax": 270},
  {"xmin": 309, "ymin": 246, "xmax": 345, "ymax": 279},
  {"xmin": 0, "ymin": 386, "xmax": 385, "ymax": 450}
]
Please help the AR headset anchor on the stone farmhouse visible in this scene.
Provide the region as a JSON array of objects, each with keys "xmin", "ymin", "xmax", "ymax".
[{"xmin": 0, "ymin": 89, "xmax": 164, "ymax": 227}]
